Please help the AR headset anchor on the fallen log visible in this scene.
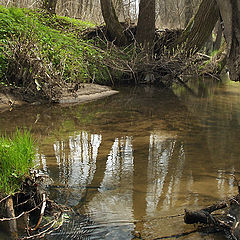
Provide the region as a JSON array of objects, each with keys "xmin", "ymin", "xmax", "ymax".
[{"xmin": 184, "ymin": 196, "xmax": 240, "ymax": 239}]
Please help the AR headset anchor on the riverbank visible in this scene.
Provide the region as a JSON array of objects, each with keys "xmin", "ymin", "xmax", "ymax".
[
  {"xmin": 0, "ymin": 83, "xmax": 118, "ymax": 112},
  {"xmin": 0, "ymin": 6, "xmax": 123, "ymax": 106}
]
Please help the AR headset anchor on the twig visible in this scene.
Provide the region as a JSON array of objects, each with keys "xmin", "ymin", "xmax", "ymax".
[
  {"xmin": 31, "ymin": 193, "xmax": 46, "ymax": 231},
  {"xmin": 0, "ymin": 194, "xmax": 11, "ymax": 204},
  {"xmin": 20, "ymin": 219, "xmax": 59, "ymax": 240},
  {"xmin": 0, "ymin": 200, "xmax": 43, "ymax": 222},
  {"xmin": 205, "ymin": 72, "xmax": 221, "ymax": 81}
]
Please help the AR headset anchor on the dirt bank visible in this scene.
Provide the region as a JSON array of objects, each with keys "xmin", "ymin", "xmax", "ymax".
[
  {"xmin": 0, "ymin": 84, "xmax": 118, "ymax": 113},
  {"xmin": 58, "ymin": 84, "xmax": 118, "ymax": 104}
]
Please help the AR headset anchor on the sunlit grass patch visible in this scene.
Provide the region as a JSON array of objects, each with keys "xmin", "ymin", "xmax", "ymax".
[{"xmin": 0, "ymin": 130, "xmax": 36, "ymax": 195}]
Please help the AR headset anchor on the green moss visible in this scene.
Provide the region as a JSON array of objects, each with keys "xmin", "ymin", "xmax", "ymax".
[{"xmin": 0, "ymin": 130, "xmax": 36, "ymax": 195}]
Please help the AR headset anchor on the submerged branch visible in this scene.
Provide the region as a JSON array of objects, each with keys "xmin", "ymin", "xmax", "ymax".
[{"xmin": 184, "ymin": 194, "xmax": 240, "ymax": 240}]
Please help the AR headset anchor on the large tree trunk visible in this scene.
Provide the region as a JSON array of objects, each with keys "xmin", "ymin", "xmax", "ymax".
[
  {"xmin": 42, "ymin": 0, "xmax": 58, "ymax": 14},
  {"xmin": 100, "ymin": 0, "xmax": 128, "ymax": 46},
  {"xmin": 136, "ymin": 0, "xmax": 155, "ymax": 52},
  {"xmin": 181, "ymin": 0, "xmax": 219, "ymax": 53},
  {"xmin": 216, "ymin": 0, "xmax": 240, "ymax": 81}
]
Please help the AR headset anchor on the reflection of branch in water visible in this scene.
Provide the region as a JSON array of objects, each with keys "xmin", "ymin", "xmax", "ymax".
[{"xmin": 176, "ymin": 76, "xmax": 198, "ymax": 97}]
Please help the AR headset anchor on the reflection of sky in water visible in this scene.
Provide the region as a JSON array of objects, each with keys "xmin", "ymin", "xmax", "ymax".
[
  {"xmin": 100, "ymin": 137, "xmax": 134, "ymax": 191},
  {"xmin": 217, "ymin": 168, "xmax": 235, "ymax": 198}
]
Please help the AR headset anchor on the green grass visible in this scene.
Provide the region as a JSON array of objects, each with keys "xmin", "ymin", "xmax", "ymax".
[
  {"xmin": 0, "ymin": 130, "xmax": 36, "ymax": 195},
  {"xmin": 0, "ymin": 6, "xmax": 111, "ymax": 91}
]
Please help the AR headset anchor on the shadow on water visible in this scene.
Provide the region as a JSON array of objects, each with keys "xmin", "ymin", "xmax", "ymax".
[{"xmin": 0, "ymin": 79, "xmax": 240, "ymax": 239}]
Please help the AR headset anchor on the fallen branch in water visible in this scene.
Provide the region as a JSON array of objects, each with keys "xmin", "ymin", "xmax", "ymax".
[{"xmin": 184, "ymin": 183, "xmax": 240, "ymax": 240}]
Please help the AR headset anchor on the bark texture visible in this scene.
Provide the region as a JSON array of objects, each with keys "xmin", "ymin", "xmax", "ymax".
[
  {"xmin": 136, "ymin": 0, "xmax": 155, "ymax": 51},
  {"xmin": 100, "ymin": 0, "xmax": 127, "ymax": 46},
  {"xmin": 217, "ymin": 0, "xmax": 240, "ymax": 81},
  {"xmin": 181, "ymin": 0, "xmax": 219, "ymax": 53}
]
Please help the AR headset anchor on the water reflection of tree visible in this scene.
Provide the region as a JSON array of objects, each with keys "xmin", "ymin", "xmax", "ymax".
[
  {"xmin": 48, "ymin": 131, "xmax": 102, "ymax": 205},
  {"xmin": 146, "ymin": 133, "xmax": 185, "ymax": 216},
  {"xmin": 87, "ymin": 137, "xmax": 134, "ymax": 220},
  {"xmin": 85, "ymin": 136, "xmax": 135, "ymax": 239}
]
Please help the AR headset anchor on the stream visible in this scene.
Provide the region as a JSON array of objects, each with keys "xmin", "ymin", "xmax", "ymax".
[{"xmin": 0, "ymin": 78, "xmax": 240, "ymax": 239}]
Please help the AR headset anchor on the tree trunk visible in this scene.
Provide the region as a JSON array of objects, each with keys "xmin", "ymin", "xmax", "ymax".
[
  {"xmin": 216, "ymin": 0, "xmax": 240, "ymax": 81},
  {"xmin": 184, "ymin": 0, "xmax": 193, "ymax": 27},
  {"xmin": 100, "ymin": 0, "xmax": 128, "ymax": 46},
  {"xmin": 213, "ymin": 20, "xmax": 223, "ymax": 51},
  {"xmin": 42, "ymin": 0, "xmax": 58, "ymax": 14},
  {"xmin": 181, "ymin": 0, "xmax": 219, "ymax": 53},
  {"xmin": 136, "ymin": 0, "xmax": 155, "ymax": 52}
]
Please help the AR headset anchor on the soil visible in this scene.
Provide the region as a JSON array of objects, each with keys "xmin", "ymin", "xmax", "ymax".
[
  {"xmin": 58, "ymin": 83, "xmax": 118, "ymax": 104},
  {"xmin": 0, "ymin": 84, "xmax": 118, "ymax": 113},
  {"xmin": 0, "ymin": 92, "xmax": 26, "ymax": 113}
]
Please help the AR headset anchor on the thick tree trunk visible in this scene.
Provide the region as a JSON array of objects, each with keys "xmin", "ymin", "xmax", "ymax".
[
  {"xmin": 216, "ymin": 0, "xmax": 240, "ymax": 81},
  {"xmin": 100, "ymin": 0, "xmax": 128, "ymax": 46},
  {"xmin": 136, "ymin": 0, "xmax": 155, "ymax": 52},
  {"xmin": 42, "ymin": 0, "xmax": 58, "ymax": 14},
  {"xmin": 181, "ymin": 0, "xmax": 219, "ymax": 53}
]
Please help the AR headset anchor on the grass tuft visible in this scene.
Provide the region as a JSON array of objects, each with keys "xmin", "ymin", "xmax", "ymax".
[{"xmin": 0, "ymin": 129, "xmax": 36, "ymax": 195}]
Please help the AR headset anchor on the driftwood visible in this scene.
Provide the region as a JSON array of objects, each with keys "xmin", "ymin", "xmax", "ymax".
[{"xmin": 184, "ymin": 193, "xmax": 240, "ymax": 239}]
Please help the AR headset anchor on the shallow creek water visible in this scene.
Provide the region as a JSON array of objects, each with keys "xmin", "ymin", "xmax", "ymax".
[{"xmin": 1, "ymin": 79, "xmax": 240, "ymax": 239}]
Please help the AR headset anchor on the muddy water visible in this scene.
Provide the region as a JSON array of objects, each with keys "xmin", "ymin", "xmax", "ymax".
[{"xmin": 1, "ymin": 79, "xmax": 240, "ymax": 239}]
